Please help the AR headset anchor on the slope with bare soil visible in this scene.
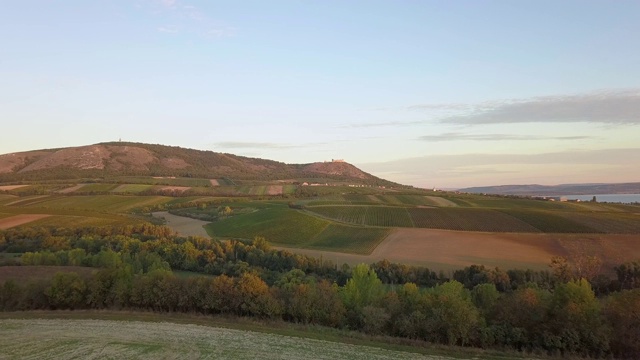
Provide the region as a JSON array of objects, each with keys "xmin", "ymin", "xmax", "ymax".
[
  {"xmin": 278, "ymin": 228, "xmax": 640, "ymax": 271},
  {"xmin": 0, "ymin": 214, "xmax": 51, "ymax": 229}
]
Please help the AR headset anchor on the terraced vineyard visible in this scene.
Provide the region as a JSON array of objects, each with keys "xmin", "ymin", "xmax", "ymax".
[
  {"xmin": 310, "ymin": 206, "xmax": 368, "ymax": 224},
  {"xmin": 408, "ymin": 208, "xmax": 540, "ymax": 232},
  {"xmin": 558, "ymin": 212, "xmax": 640, "ymax": 234},
  {"xmin": 365, "ymin": 206, "xmax": 414, "ymax": 227},
  {"xmin": 111, "ymin": 184, "xmax": 154, "ymax": 193},
  {"xmin": 76, "ymin": 183, "xmax": 120, "ymax": 192},
  {"xmin": 14, "ymin": 195, "xmax": 171, "ymax": 213},
  {"xmin": 499, "ymin": 209, "xmax": 599, "ymax": 233},
  {"xmin": 206, "ymin": 208, "xmax": 330, "ymax": 247},
  {"xmin": 205, "ymin": 205, "xmax": 395, "ymax": 254},
  {"xmin": 308, "ymin": 224, "xmax": 390, "ymax": 254}
]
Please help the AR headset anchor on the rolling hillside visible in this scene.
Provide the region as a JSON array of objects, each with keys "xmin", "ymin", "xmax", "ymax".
[{"xmin": 0, "ymin": 142, "xmax": 395, "ymax": 185}]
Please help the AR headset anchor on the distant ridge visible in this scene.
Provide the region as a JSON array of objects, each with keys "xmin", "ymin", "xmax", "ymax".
[
  {"xmin": 0, "ymin": 142, "xmax": 395, "ymax": 185},
  {"xmin": 459, "ymin": 183, "xmax": 640, "ymax": 196}
]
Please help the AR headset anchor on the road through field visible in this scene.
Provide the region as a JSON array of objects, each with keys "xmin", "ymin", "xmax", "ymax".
[
  {"xmin": 153, "ymin": 211, "xmax": 209, "ymax": 237},
  {"xmin": 0, "ymin": 214, "xmax": 51, "ymax": 229},
  {"xmin": 0, "ymin": 319, "xmax": 450, "ymax": 360}
]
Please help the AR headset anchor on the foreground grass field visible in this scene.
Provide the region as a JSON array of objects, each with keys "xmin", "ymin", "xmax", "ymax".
[{"xmin": 0, "ymin": 318, "xmax": 455, "ymax": 360}]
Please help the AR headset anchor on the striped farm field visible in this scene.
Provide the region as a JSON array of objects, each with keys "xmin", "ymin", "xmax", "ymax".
[
  {"xmin": 408, "ymin": 208, "xmax": 541, "ymax": 232},
  {"xmin": 17, "ymin": 195, "xmax": 171, "ymax": 213},
  {"xmin": 307, "ymin": 206, "xmax": 413, "ymax": 227},
  {"xmin": 498, "ymin": 209, "xmax": 599, "ymax": 233},
  {"xmin": 26, "ymin": 214, "xmax": 142, "ymax": 228},
  {"xmin": 111, "ymin": 184, "xmax": 154, "ymax": 193},
  {"xmin": 307, "ymin": 224, "xmax": 391, "ymax": 254},
  {"xmin": 206, "ymin": 208, "xmax": 330, "ymax": 246},
  {"xmin": 112, "ymin": 177, "xmax": 212, "ymax": 187},
  {"xmin": 76, "ymin": 183, "xmax": 120, "ymax": 192},
  {"xmin": 364, "ymin": 206, "xmax": 414, "ymax": 227},
  {"xmin": 204, "ymin": 206, "xmax": 393, "ymax": 254},
  {"xmin": 0, "ymin": 195, "xmax": 17, "ymax": 204},
  {"xmin": 309, "ymin": 206, "xmax": 368, "ymax": 224},
  {"xmin": 557, "ymin": 212, "xmax": 640, "ymax": 234}
]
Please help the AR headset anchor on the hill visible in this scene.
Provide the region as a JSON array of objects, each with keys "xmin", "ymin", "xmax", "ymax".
[
  {"xmin": 459, "ymin": 182, "xmax": 640, "ymax": 196},
  {"xmin": 0, "ymin": 142, "xmax": 395, "ymax": 185}
]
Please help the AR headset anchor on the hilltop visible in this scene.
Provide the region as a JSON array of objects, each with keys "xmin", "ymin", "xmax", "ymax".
[{"xmin": 0, "ymin": 142, "xmax": 394, "ymax": 185}]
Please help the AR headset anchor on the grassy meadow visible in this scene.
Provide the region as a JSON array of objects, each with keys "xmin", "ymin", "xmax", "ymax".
[{"xmin": 0, "ymin": 315, "xmax": 484, "ymax": 360}]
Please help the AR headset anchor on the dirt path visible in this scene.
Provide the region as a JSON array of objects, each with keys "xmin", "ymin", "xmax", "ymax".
[
  {"xmin": 0, "ymin": 185, "xmax": 29, "ymax": 191},
  {"xmin": 424, "ymin": 196, "xmax": 458, "ymax": 207},
  {"xmin": 153, "ymin": 211, "xmax": 210, "ymax": 237},
  {"xmin": 5, "ymin": 195, "xmax": 50, "ymax": 206},
  {"xmin": 57, "ymin": 184, "xmax": 86, "ymax": 194},
  {"xmin": 0, "ymin": 214, "xmax": 51, "ymax": 229}
]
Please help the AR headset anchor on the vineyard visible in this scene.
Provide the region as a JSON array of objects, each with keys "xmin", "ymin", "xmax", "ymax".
[
  {"xmin": 13, "ymin": 195, "xmax": 171, "ymax": 213},
  {"xmin": 111, "ymin": 184, "xmax": 154, "ymax": 193},
  {"xmin": 408, "ymin": 208, "xmax": 540, "ymax": 232},
  {"xmin": 308, "ymin": 224, "xmax": 390, "ymax": 254},
  {"xmin": 499, "ymin": 209, "xmax": 599, "ymax": 233},
  {"xmin": 206, "ymin": 208, "xmax": 330, "ymax": 247},
  {"xmin": 305, "ymin": 205, "xmax": 605, "ymax": 233}
]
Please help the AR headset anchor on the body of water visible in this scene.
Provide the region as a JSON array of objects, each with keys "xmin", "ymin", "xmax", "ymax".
[{"xmin": 562, "ymin": 194, "xmax": 640, "ymax": 204}]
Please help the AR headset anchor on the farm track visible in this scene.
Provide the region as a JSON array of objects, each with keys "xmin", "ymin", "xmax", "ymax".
[
  {"xmin": 0, "ymin": 214, "xmax": 51, "ymax": 229},
  {"xmin": 56, "ymin": 184, "xmax": 87, "ymax": 194}
]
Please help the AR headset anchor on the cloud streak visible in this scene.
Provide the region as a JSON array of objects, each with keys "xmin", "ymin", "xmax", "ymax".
[
  {"xmin": 359, "ymin": 148, "xmax": 640, "ymax": 187},
  {"xmin": 440, "ymin": 90, "xmax": 640, "ymax": 125},
  {"xmin": 418, "ymin": 132, "xmax": 594, "ymax": 142}
]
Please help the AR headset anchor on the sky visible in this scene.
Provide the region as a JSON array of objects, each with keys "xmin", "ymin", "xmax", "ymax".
[{"xmin": 1, "ymin": 1, "xmax": 639, "ymax": 188}]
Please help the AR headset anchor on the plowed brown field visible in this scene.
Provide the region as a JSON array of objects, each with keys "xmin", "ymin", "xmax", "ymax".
[
  {"xmin": 278, "ymin": 228, "xmax": 640, "ymax": 271},
  {"xmin": 0, "ymin": 214, "xmax": 51, "ymax": 229}
]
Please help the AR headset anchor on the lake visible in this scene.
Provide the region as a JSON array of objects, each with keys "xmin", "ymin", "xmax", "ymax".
[{"xmin": 562, "ymin": 194, "xmax": 640, "ymax": 204}]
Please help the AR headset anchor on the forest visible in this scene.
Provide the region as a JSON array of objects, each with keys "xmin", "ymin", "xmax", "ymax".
[{"xmin": 1, "ymin": 224, "xmax": 639, "ymax": 358}]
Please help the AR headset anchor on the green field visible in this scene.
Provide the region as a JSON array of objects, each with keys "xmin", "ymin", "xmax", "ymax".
[
  {"xmin": 114, "ymin": 176, "xmax": 212, "ymax": 187},
  {"xmin": 205, "ymin": 205, "xmax": 393, "ymax": 254},
  {"xmin": 28, "ymin": 214, "xmax": 142, "ymax": 227},
  {"xmin": 307, "ymin": 224, "xmax": 390, "ymax": 254},
  {"xmin": 498, "ymin": 209, "xmax": 599, "ymax": 233},
  {"xmin": 206, "ymin": 207, "xmax": 330, "ymax": 246},
  {"xmin": 0, "ymin": 317, "xmax": 448, "ymax": 360},
  {"xmin": 15, "ymin": 195, "xmax": 171, "ymax": 213},
  {"xmin": 110, "ymin": 184, "xmax": 154, "ymax": 193},
  {"xmin": 76, "ymin": 183, "xmax": 120, "ymax": 192}
]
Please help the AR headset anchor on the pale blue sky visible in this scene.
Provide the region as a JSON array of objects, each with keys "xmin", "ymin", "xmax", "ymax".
[{"xmin": 2, "ymin": 1, "xmax": 639, "ymax": 187}]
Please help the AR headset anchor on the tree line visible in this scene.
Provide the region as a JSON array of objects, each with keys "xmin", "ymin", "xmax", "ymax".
[{"xmin": 1, "ymin": 224, "xmax": 640, "ymax": 358}]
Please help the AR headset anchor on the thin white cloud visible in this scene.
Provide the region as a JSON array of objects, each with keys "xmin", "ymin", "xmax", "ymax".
[
  {"xmin": 338, "ymin": 120, "xmax": 423, "ymax": 129},
  {"xmin": 207, "ymin": 26, "xmax": 236, "ymax": 38},
  {"xmin": 157, "ymin": 25, "xmax": 179, "ymax": 33},
  {"xmin": 359, "ymin": 148, "xmax": 640, "ymax": 187},
  {"xmin": 439, "ymin": 89, "xmax": 640, "ymax": 125},
  {"xmin": 418, "ymin": 132, "xmax": 595, "ymax": 142}
]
